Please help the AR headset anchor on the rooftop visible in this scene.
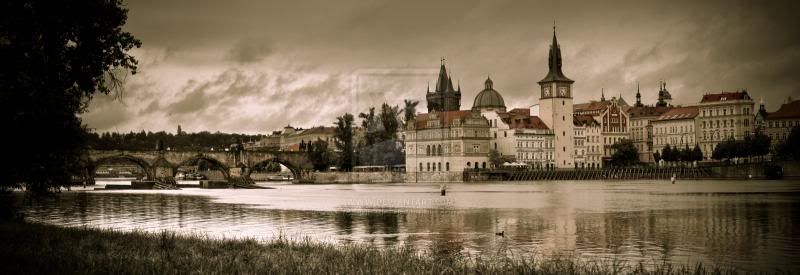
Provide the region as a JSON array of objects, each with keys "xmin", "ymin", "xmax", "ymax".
[
  {"xmin": 655, "ymin": 106, "xmax": 699, "ymax": 121},
  {"xmin": 700, "ymin": 91, "xmax": 752, "ymax": 103},
  {"xmin": 767, "ymin": 100, "xmax": 800, "ymax": 120}
]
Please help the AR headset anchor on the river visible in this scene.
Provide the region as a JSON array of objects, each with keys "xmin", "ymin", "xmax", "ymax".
[{"xmin": 19, "ymin": 180, "xmax": 800, "ymax": 272}]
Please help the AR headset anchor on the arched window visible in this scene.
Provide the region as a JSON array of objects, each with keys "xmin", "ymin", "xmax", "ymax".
[
  {"xmin": 482, "ymin": 162, "xmax": 486, "ymax": 169},
  {"xmin": 426, "ymin": 162, "xmax": 430, "ymax": 171},
  {"xmin": 438, "ymin": 145, "xmax": 442, "ymax": 155},
  {"xmin": 426, "ymin": 145, "xmax": 430, "ymax": 156},
  {"xmin": 446, "ymin": 162, "xmax": 450, "ymax": 171},
  {"xmin": 475, "ymin": 162, "xmax": 479, "ymax": 169},
  {"xmin": 467, "ymin": 162, "xmax": 471, "ymax": 169},
  {"xmin": 419, "ymin": 163, "xmax": 423, "ymax": 171},
  {"xmin": 438, "ymin": 162, "xmax": 442, "ymax": 171}
]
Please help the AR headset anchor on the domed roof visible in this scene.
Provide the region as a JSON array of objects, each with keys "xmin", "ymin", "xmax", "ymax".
[{"xmin": 472, "ymin": 77, "xmax": 506, "ymax": 111}]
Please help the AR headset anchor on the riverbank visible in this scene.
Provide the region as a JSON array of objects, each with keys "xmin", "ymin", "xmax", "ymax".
[{"xmin": 0, "ymin": 221, "xmax": 783, "ymax": 274}]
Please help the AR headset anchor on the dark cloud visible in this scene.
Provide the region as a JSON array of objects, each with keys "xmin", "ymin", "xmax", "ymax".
[
  {"xmin": 225, "ymin": 38, "xmax": 274, "ymax": 63},
  {"xmin": 82, "ymin": 0, "xmax": 800, "ymax": 133}
]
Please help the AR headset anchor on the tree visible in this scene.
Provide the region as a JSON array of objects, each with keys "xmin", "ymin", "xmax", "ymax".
[
  {"xmin": 402, "ymin": 99, "xmax": 419, "ymax": 127},
  {"xmin": 334, "ymin": 114, "xmax": 355, "ymax": 171},
  {"xmin": 610, "ymin": 139, "xmax": 639, "ymax": 167},
  {"xmin": 775, "ymin": 126, "xmax": 800, "ymax": 161},
  {"xmin": 359, "ymin": 107, "xmax": 378, "ymax": 146},
  {"xmin": 751, "ymin": 131, "xmax": 771, "ymax": 161},
  {"xmin": 307, "ymin": 139, "xmax": 331, "ymax": 171},
  {"xmin": 662, "ymin": 145, "xmax": 674, "ymax": 163},
  {"xmin": 653, "ymin": 150, "xmax": 662, "ymax": 164},
  {"xmin": 378, "ymin": 103, "xmax": 400, "ymax": 141},
  {"xmin": 692, "ymin": 144, "xmax": 703, "ymax": 162},
  {"xmin": 489, "ymin": 149, "xmax": 515, "ymax": 168},
  {"xmin": 1, "ymin": 0, "xmax": 141, "ymax": 194}
]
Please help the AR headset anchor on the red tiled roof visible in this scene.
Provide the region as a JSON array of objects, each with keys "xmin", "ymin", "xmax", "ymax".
[
  {"xmin": 573, "ymin": 115, "xmax": 599, "ymax": 126},
  {"xmin": 767, "ymin": 100, "xmax": 800, "ymax": 119},
  {"xmin": 655, "ymin": 106, "xmax": 699, "ymax": 121},
  {"xmin": 573, "ymin": 101, "xmax": 611, "ymax": 113},
  {"xmin": 414, "ymin": 110, "xmax": 474, "ymax": 129},
  {"xmin": 497, "ymin": 110, "xmax": 549, "ymax": 130},
  {"xmin": 627, "ymin": 106, "xmax": 672, "ymax": 118},
  {"xmin": 700, "ymin": 91, "xmax": 752, "ymax": 103}
]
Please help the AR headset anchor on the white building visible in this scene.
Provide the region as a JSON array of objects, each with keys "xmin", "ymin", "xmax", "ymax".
[
  {"xmin": 696, "ymin": 91, "xmax": 755, "ymax": 160},
  {"xmin": 405, "ymin": 110, "xmax": 491, "ymax": 173},
  {"xmin": 652, "ymin": 106, "xmax": 699, "ymax": 155}
]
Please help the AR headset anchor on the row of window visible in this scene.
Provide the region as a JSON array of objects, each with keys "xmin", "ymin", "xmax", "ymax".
[
  {"xmin": 701, "ymin": 118, "xmax": 749, "ymax": 129},
  {"xmin": 701, "ymin": 106, "xmax": 751, "ymax": 117},
  {"xmin": 656, "ymin": 124, "xmax": 695, "ymax": 134},
  {"xmin": 418, "ymin": 161, "xmax": 487, "ymax": 172}
]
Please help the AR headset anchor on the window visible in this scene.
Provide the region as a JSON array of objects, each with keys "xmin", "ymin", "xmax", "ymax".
[
  {"xmin": 419, "ymin": 163, "xmax": 423, "ymax": 171},
  {"xmin": 446, "ymin": 162, "xmax": 450, "ymax": 171}
]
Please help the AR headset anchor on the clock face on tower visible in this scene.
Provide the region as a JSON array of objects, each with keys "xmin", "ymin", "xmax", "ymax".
[
  {"xmin": 559, "ymin": 87, "xmax": 568, "ymax": 97},
  {"xmin": 543, "ymin": 87, "xmax": 551, "ymax": 97}
]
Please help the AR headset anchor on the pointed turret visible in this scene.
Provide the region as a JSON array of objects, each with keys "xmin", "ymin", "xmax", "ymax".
[
  {"xmin": 635, "ymin": 81, "xmax": 643, "ymax": 107},
  {"xmin": 435, "ymin": 59, "xmax": 449, "ymax": 93},
  {"xmin": 601, "ymin": 88, "xmax": 606, "ymax": 102},
  {"xmin": 538, "ymin": 25, "xmax": 574, "ymax": 84},
  {"xmin": 426, "ymin": 58, "xmax": 462, "ymax": 112}
]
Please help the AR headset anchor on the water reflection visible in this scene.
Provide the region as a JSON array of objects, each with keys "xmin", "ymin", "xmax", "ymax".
[{"xmin": 19, "ymin": 180, "xmax": 800, "ymax": 272}]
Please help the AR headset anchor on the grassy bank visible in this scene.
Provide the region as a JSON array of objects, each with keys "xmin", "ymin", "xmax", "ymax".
[{"xmin": 0, "ymin": 221, "xmax": 784, "ymax": 274}]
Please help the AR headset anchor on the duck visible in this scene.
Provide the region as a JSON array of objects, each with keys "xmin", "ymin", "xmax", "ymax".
[{"xmin": 495, "ymin": 231, "xmax": 505, "ymax": 237}]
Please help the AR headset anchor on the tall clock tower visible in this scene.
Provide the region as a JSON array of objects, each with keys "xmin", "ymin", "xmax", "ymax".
[{"xmin": 538, "ymin": 27, "xmax": 575, "ymax": 168}]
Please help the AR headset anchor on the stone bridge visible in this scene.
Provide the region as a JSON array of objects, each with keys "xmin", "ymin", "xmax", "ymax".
[{"xmin": 85, "ymin": 149, "xmax": 312, "ymax": 181}]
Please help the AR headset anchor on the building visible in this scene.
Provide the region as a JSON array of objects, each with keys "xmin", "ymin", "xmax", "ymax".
[
  {"xmin": 426, "ymin": 60, "xmax": 462, "ymax": 112},
  {"xmin": 627, "ymin": 84, "xmax": 672, "ymax": 163},
  {"xmin": 762, "ymin": 98, "xmax": 800, "ymax": 150},
  {"xmin": 574, "ymin": 115, "xmax": 601, "ymax": 168},
  {"xmin": 405, "ymin": 110, "xmax": 491, "ymax": 173},
  {"xmin": 537, "ymin": 28, "xmax": 575, "ymax": 168},
  {"xmin": 246, "ymin": 125, "xmax": 337, "ymax": 151},
  {"xmin": 652, "ymin": 106, "xmax": 699, "ymax": 156},
  {"xmin": 628, "ymin": 105, "xmax": 671, "ymax": 163},
  {"xmin": 501, "ymin": 108, "xmax": 554, "ymax": 169},
  {"xmin": 696, "ymin": 91, "xmax": 755, "ymax": 160},
  {"xmin": 575, "ymin": 96, "xmax": 630, "ymax": 166}
]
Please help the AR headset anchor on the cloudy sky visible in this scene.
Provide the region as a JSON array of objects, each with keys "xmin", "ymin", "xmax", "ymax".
[{"xmin": 82, "ymin": 0, "xmax": 800, "ymax": 134}]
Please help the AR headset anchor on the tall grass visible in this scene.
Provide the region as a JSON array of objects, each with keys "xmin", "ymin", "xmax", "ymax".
[{"xmin": 0, "ymin": 221, "xmax": 789, "ymax": 274}]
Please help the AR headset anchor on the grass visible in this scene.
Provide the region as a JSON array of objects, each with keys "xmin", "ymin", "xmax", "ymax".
[{"xmin": 0, "ymin": 221, "xmax": 789, "ymax": 275}]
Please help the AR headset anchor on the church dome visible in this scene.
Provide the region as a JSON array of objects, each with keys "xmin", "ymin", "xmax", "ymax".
[{"xmin": 472, "ymin": 77, "xmax": 506, "ymax": 112}]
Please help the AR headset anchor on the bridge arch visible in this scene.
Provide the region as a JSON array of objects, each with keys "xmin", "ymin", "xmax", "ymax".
[
  {"xmin": 249, "ymin": 158, "xmax": 303, "ymax": 180},
  {"xmin": 178, "ymin": 155, "xmax": 231, "ymax": 180},
  {"xmin": 91, "ymin": 155, "xmax": 154, "ymax": 180}
]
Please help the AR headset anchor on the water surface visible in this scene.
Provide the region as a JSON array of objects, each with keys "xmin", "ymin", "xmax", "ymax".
[{"xmin": 21, "ymin": 180, "xmax": 800, "ymax": 272}]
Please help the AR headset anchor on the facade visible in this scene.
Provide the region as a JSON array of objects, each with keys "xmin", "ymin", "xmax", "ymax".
[
  {"xmin": 574, "ymin": 115, "xmax": 601, "ymax": 168},
  {"xmin": 652, "ymin": 106, "xmax": 699, "ymax": 156},
  {"xmin": 405, "ymin": 110, "xmax": 491, "ymax": 173},
  {"xmin": 628, "ymin": 106, "xmax": 671, "ymax": 163},
  {"xmin": 762, "ymin": 99, "xmax": 800, "ymax": 150},
  {"xmin": 426, "ymin": 60, "xmax": 462, "ymax": 112},
  {"xmin": 628, "ymin": 86, "xmax": 672, "ymax": 163},
  {"xmin": 696, "ymin": 91, "xmax": 755, "ymax": 160},
  {"xmin": 575, "ymin": 96, "xmax": 630, "ymax": 166},
  {"xmin": 246, "ymin": 125, "xmax": 337, "ymax": 151},
  {"xmin": 537, "ymin": 29, "xmax": 575, "ymax": 168},
  {"xmin": 501, "ymin": 109, "xmax": 554, "ymax": 169}
]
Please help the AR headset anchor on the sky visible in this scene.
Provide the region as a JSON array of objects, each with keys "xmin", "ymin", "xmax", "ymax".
[{"xmin": 82, "ymin": 0, "xmax": 800, "ymax": 134}]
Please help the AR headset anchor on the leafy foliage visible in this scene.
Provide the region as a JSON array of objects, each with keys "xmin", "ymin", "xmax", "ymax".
[
  {"xmin": 87, "ymin": 131, "xmax": 263, "ymax": 151},
  {"xmin": 489, "ymin": 149, "xmax": 515, "ymax": 168},
  {"xmin": 1, "ymin": 0, "xmax": 140, "ymax": 193},
  {"xmin": 307, "ymin": 139, "xmax": 332, "ymax": 171},
  {"xmin": 334, "ymin": 114, "xmax": 355, "ymax": 171},
  {"xmin": 610, "ymin": 139, "xmax": 639, "ymax": 167}
]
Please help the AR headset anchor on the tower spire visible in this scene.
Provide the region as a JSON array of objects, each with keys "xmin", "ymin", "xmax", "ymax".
[
  {"xmin": 635, "ymin": 81, "xmax": 642, "ymax": 107},
  {"xmin": 539, "ymin": 25, "xmax": 574, "ymax": 84},
  {"xmin": 601, "ymin": 88, "xmax": 606, "ymax": 102}
]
